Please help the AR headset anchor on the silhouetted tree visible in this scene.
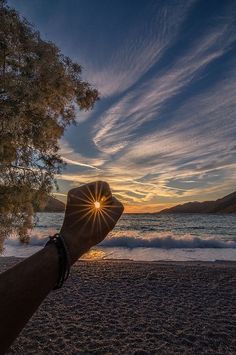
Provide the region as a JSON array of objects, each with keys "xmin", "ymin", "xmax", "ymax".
[{"xmin": 0, "ymin": 0, "xmax": 99, "ymax": 248}]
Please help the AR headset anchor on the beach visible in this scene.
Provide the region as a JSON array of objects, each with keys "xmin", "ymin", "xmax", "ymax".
[{"xmin": 1, "ymin": 258, "xmax": 236, "ymax": 354}]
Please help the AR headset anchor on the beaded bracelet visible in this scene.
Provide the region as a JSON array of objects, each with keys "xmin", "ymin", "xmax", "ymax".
[{"xmin": 45, "ymin": 233, "xmax": 71, "ymax": 289}]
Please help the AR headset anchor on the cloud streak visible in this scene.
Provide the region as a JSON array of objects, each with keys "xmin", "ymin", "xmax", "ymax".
[
  {"xmin": 82, "ymin": 0, "xmax": 197, "ymax": 97},
  {"xmin": 15, "ymin": 0, "xmax": 235, "ymax": 211},
  {"xmin": 93, "ymin": 18, "xmax": 236, "ymax": 155}
]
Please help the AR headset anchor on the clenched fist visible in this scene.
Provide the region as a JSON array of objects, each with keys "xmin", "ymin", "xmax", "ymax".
[{"xmin": 60, "ymin": 181, "xmax": 124, "ymax": 264}]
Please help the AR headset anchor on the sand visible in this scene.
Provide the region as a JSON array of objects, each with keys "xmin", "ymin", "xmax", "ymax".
[{"xmin": 0, "ymin": 257, "xmax": 236, "ymax": 354}]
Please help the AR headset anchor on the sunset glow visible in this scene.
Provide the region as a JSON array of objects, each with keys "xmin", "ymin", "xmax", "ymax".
[{"xmin": 11, "ymin": 0, "xmax": 236, "ymax": 212}]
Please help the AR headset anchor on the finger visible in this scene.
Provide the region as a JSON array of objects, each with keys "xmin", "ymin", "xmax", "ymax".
[
  {"xmin": 67, "ymin": 186, "xmax": 82, "ymax": 202},
  {"xmin": 88, "ymin": 181, "xmax": 112, "ymax": 204},
  {"xmin": 102, "ymin": 197, "xmax": 124, "ymax": 225},
  {"xmin": 100, "ymin": 181, "xmax": 113, "ymax": 205},
  {"xmin": 111, "ymin": 196, "xmax": 124, "ymax": 215},
  {"xmin": 68, "ymin": 181, "xmax": 111, "ymax": 203}
]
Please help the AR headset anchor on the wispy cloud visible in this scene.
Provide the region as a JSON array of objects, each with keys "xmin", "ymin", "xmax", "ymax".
[
  {"xmin": 59, "ymin": 139, "xmax": 105, "ymax": 169},
  {"xmin": 83, "ymin": 0, "xmax": 196, "ymax": 97},
  {"xmin": 51, "ymin": 0, "xmax": 236, "ymax": 210},
  {"xmin": 93, "ymin": 18, "xmax": 236, "ymax": 155},
  {"xmin": 61, "ymin": 156, "xmax": 100, "ymax": 170}
]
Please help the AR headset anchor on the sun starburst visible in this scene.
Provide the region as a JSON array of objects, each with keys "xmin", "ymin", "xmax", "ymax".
[{"xmin": 67, "ymin": 182, "xmax": 118, "ymax": 233}]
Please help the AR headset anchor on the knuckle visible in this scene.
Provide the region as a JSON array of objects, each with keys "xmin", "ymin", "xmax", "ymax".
[
  {"xmin": 113, "ymin": 197, "xmax": 124, "ymax": 213},
  {"xmin": 119, "ymin": 204, "xmax": 124, "ymax": 214},
  {"xmin": 68, "ymin": 187, "xmax": 77, "ymax": 195},
  {"xmin": 89, "ymin": 180, "xmax": 104, "ymax": 187},
  {"xmin": 99, "ymin": 180, "xmax": 108, "ymax": 185},
  {"xmin": 98, "ymin": 180, "xmax": 110, "ymax": 190}
]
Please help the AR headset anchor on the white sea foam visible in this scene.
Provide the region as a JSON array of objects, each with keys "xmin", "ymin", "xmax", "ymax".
[
  {"xmin": 4, "ymin": 230, "xmax": 236, "ymax": 250},
  {"xmin": 5, "ymin": 229, "xmax": 56, "ymax": 247},
  {"xmin": 100, "ymin": 234, "xmax": 236, "ymax": 249}
]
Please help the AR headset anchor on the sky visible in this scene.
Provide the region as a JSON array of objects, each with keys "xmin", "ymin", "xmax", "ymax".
[{"xmin": 9, "ymin": 0, "xmax": 236, "ymax": 212}]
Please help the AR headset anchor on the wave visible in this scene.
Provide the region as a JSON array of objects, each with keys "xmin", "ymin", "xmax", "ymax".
[
  {"xmin": 5, "ymin": 231, "xmax": 236, "ymax": 250},
  {"xmin": 100, "ymin": 235, "xmax": 236, "ymax": 249},
  {"xmin": 5, "ymin": 230, "xmax": 54, "ymax": 247},
  {"xmin": 5, "ymin": 236, "xmax": 48, "ymax": 247}
]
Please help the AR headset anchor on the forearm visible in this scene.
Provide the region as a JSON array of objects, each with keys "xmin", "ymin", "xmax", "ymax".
[
  {"xmin": 0, "ymin": 181, "xmax": 123, "ymax": 354},
  {"xmin": 0, "ymin": 244, "xmax": 58, "ymax": 354}
]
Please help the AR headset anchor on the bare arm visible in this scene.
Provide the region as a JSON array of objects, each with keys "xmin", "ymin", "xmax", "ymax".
[
  {"xmin": 0, "ymin": 245, "xmax": 59, "ymax": 353},
  {"xmin": 0, "ymin": 181, "xmax": 123, "ymax": 354}
]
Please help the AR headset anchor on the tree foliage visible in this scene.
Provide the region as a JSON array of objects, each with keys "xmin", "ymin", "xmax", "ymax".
[{"xmin": 0, "ymin": 0, "xmax": 99, "ymax": 248}]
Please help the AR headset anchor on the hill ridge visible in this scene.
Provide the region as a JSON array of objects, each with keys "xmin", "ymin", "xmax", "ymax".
[{"xmin": 159, "ymin": 191, "xmax": 236, "ymax": 214}]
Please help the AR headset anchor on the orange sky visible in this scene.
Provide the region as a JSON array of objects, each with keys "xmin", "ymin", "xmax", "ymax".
[
  {"xmin": 54, "ymin": 192, "xmax": 175, "ymax": 213},
  {"xmin": 124, "ymin": 203, "xmax": 175, "ymax": 213}
]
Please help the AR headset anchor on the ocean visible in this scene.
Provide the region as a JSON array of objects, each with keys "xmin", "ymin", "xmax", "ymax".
[{"xmin": 2, "ymin": 213, "xmax": 236, "ymax": 261}]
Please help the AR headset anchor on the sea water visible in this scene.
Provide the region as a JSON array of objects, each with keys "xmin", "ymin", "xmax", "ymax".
[{"xmin": 2, "ymin": 213, "xmax": 236, "ymax": 261}]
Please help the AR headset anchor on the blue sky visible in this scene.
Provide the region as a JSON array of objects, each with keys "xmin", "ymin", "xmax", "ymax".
[{"xmin": 9, "ymin": 0, "xmax": 236, "ymax": 212}]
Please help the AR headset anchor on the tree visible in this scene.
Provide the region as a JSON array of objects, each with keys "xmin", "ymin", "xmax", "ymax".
[{"xmin": 0, "ymin": 0, "xmax": 99, "ymax": 249}]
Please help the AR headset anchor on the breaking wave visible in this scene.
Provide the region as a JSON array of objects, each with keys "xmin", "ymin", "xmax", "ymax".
[
  {"xmin": 5, "ymin": 230, "xmax": 53, "ymax": 247},
  {"xmin": 100, "ymin": 234, "xmax": 236, "ymax": 249},
  {"xmin": 5, "ymin": 231, "xmax": 236, "ymax": 250}
]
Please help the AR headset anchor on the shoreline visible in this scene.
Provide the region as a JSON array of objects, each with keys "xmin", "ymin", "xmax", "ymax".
[
  {"xmin": 1, "ymin": 258, "xmax": 236, "ymax": 354},
  {"xmin": 1, "ymin": 255, "xmax": 236, "ymax": 265}
]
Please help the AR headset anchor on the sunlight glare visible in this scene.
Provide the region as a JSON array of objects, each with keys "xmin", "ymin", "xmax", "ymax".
[{"xmin": 94, "ymin": 201, "xmax": 101, "ymax": 209}]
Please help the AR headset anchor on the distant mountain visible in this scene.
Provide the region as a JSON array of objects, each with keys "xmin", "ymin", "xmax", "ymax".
[
  {"xmin": 36, "ymin": 195, "xmax": 65, "ymax": 212},
  {"xmin": 159, "ymin": 191, "xmax": 236, "ymax": 214}
]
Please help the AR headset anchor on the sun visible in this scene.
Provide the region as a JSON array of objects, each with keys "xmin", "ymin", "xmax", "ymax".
[
  {"xmin": 94, "ymin": 201, "xmax": 101, "ymax": 209},
  {"xmin": 67, "ymin": 182, "xmax": 118, "ymax": 232}
]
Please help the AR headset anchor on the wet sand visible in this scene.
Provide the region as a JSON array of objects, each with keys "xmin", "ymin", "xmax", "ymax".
[{"xmin": 1, "ymin": 257, "xmax": 236, "ymax": 354}]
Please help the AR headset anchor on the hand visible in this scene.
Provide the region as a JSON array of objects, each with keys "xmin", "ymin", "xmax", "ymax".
[{"xmin": 60, "ymin": 181, "xmax": 124, "ymax": 264}]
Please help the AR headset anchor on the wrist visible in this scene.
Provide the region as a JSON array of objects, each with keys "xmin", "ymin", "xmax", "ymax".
[
  {"xmin": 45, "ymin": 234, "xmax": 71, "ymax": 289},
  {"xmin": 59, "ymin": 229, "xmax": 89, "ymax": 264}
]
